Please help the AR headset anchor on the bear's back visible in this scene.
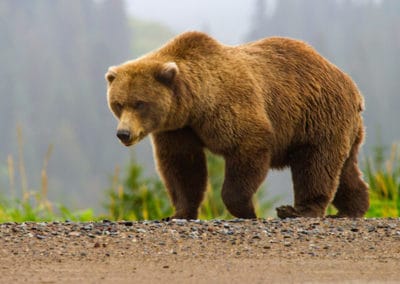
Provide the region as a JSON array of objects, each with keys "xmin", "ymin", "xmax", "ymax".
[{"xmin": 156, "ymin": 31, "xmax": 224, "ymax": 60}]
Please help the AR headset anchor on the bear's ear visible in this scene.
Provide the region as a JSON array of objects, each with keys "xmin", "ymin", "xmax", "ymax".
[
  {"xmin": 105, "ymin": 66, "xmax": 118, "ymax": 84},
  {"xmin": 155, "ymin": 62, "xmax": 179, "ymax": 85}
]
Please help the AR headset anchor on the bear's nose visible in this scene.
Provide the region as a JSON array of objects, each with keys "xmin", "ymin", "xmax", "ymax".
[{"xmin": 116, "ymin": 129, "xmax": 132, "ymax": 143}]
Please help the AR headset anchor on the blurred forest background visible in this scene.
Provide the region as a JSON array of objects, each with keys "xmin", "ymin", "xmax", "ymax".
[{"xmin": 0, "ymin": 0, "xmax": 399, "ymax": 214}]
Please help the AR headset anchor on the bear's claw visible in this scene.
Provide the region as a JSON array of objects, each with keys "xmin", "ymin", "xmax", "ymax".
[{"xmin": 276, "ymin": 205, "xmax": 301, "ymax": 219}]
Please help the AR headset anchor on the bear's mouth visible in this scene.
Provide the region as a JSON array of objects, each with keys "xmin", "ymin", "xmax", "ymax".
[
  {"xmin": 121, "ymin": 141, "xmax": 134, "ymax": 147},
  {"xmin": 120, "ymin": 134, "xmax": 145, "ymax": 147}
]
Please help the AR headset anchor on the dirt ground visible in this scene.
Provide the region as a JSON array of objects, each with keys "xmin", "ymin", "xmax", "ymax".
[{"xmin": 1, "ymin": 218, "xmax": 400, "ymax": 283}]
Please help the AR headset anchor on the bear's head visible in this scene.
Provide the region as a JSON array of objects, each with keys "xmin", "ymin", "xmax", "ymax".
[{"xmin": 105, "ymin": 60, "xmax": 180, "ymax": 146}]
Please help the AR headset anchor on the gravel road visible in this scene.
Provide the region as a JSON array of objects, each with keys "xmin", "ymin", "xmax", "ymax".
[{"xmin": 1, "ymin": 218, "xmax": 400, "ymax": 283}]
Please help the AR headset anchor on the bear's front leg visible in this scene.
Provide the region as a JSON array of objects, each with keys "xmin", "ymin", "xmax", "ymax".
[
  {"xmin": 222, "ymin": 149, "xmax": 270, "ymax": 219},
  {"xmin": 152, "ymin": 128, "xmax": 207, "ymax": 220}
]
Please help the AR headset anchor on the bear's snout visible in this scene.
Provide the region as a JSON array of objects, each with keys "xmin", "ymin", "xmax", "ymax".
[{"xmin": 116, "ymin": 129, "xmax": 132, "ymax": 144}]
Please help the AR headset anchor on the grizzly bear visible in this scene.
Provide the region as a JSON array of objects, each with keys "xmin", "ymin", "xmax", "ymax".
[{"xmin": 105, "ymin": 31, "xmax": 369, "ymax": 219}]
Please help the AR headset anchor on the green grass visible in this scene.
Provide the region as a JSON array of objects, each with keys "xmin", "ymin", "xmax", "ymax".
[
  {"xmin": 0, "ymin": 195, "xmax": 96, "ymax": 222},
  {"xmin": 0, "ymin": 128, "xmax": 97, "ymax": 222},
  {"xmin": 364, "ymin": 144, "xmax": 400, "ymax": 217},
  {"xmin": 105, "ymin": 162, "xmax": 173, "ymax": 221}
]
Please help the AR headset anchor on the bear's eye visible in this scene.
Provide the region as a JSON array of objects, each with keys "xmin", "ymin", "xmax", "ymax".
[
  {"xmin": 112, "ymin": 103, "xmax": 123, "ymax": 116},
  {"xmin": 132, "ymin": 101, "xmax": 146, "ymax": 110}
]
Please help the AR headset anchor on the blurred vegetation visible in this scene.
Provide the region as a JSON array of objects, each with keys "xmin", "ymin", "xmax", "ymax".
[
  {"xmin": 105, "ymin": 153, "xmax": 277, "ymax": 220},
  {"xmin": 1, "ymin": 142, "xmax": 399, "ymax": 221},
  {"xmin": 0, "ymin": 196, "xmax": 96, "ymax": 223},
  {"xmin": 364, "ymin": 144, "xmax": 400, "ymax": 217},
  {"xmin": 105, "ymin": 161, "xmax": 172, "ymax": 221},
  {"xmin": 0, "ymin": 0, "xmax": 133, "ymax": 208},
  {"xmin": 0, "ymin": 130, "xmax": 96, "ymax": 222}
]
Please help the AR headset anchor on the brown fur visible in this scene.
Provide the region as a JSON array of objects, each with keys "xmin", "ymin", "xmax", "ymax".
[{"xmin": 105, "ymin": 31, "xmax": 369, "ymax": 219}]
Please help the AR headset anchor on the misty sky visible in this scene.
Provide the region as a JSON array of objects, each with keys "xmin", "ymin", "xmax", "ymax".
[{"xmin": 126, "ymin": 0, "xmax": 276, "ymax": 44}]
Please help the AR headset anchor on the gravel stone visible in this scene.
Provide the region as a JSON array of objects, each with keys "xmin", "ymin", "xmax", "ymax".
[{"xmin": 1, "ymin": 217, "xmax": 399, "ymax": 275}]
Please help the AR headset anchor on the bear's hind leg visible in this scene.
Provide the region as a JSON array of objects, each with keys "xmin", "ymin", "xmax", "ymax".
[
  {"xmin": 152, "ymin": 128, "xmax": 207, "ymax": 220},
  {"xmin": 278, "ymin": 145, "xmax": 347, "ymax": 218},
  {"xmin": 332, "ymin": 134, "xmax": 369, "ymax": 217}
]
